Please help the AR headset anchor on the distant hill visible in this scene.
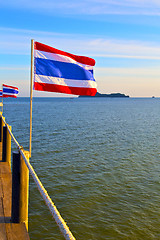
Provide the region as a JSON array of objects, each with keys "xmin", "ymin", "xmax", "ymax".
[{"xmin": 79, "ymin": 92, "xmax": 129, "ymax": 98}]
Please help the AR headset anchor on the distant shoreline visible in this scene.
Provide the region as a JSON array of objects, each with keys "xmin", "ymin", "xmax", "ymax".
[{"xmin": 79, "ymin": 92, "xmax": 130, "ymax": 98}]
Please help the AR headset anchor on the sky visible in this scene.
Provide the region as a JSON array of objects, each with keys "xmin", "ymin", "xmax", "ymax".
[{"xmin": 1, "ymin": 0, "xmax": 160, "ymax": 97}]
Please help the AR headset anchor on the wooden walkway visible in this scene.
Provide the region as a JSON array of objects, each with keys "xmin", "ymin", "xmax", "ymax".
[{"xmin": 0, "ymin": 142, "xmax": 30, "ymax": 240}]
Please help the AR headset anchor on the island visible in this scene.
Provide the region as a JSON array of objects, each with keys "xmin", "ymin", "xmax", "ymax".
[{"xmin": 79, "ymin": 92, "xmax": 129, "ymax": 98}]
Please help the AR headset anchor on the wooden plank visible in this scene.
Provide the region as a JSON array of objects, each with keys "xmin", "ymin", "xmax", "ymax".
[
  {"xmin": 0, "ymin": 163, "xmax": 11, "ymax": 175},
  {"xmin": 0, "ymin": 195, "xmax": 5, "ymax": 224},
  {"xmin": 1, "ymin": 175, "xmax": 12, "ymax": 221},
  {"xmin": 0, "ymin": 163, "xmax": 12, "ymax": 222},
  {"xmin": 0, "ymin": 198, "xmax": 10, "ymax": 240},
  {"xmin": 0, "ymin": 165, "xmax": 8, "ymax": 240},
  {"xmin": 0, "ymin": 174, "xmax": 3, "ymax": 200},
  {"xmin": 0, "ymin": 224, "xmax": 7, "ymax": 240},
  {"xmin": 6, "ymin": 223, "xmax": 30, "ymax": 240},
  {"xmin": 0, "ymin": 144, "xmax": 1, "ymax": 161},
  {"xmin": 0, "ymin": 158, "xmax": 30, "ymax": 239}
]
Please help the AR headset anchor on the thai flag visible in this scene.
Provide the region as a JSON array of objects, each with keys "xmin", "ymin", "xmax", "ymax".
[
  {"xmin": 3, "ymin": 84, "xmax": 19, "ymax": 98},
  {"xmin": 0, "ymin": 90, "xmax": 2, "ymax": 97},
  {"xmin": 34, "ymin": 41, "xmax": 97, "ymax": 96}
]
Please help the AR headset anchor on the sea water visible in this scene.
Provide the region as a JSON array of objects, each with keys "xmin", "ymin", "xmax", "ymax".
[{"xmin": 2, "ymin": 97, "xmax": 160, "ymax": 240}]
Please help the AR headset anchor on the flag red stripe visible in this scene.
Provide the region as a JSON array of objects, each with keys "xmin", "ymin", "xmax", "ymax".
[
  {"xmin": 3, "ymin": 94, "xmax": 17, "ymax": 98},
  {"xmin": 3, "ymin": 84, "xmax": 19, "ymax": 90},
  {"xmin": 34, "ymin": 41, "xmax": 95, "ymax": 66},
  {"xmin": 34, "ymin": 82, "xmax": 97, "ymax": 96}
]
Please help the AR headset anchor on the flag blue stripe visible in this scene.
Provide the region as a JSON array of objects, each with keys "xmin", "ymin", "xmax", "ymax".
[
  {"xmin": 3, "ymin": 89, "xmax": 19, "ymax": 94},
  {"xmin": 35, "ymin": 58, "xmax": 95, "ymax": 81}
]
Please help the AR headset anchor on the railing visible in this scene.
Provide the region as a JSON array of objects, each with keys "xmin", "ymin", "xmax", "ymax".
[{"xmin": 0, "ymin": 113, "xmax": 76, "ymax": 240}]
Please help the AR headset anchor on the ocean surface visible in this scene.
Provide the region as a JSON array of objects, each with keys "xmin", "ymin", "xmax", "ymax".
[{"xmin": 2, "ymin": 97, "xmax": 160, "ymax": 240}]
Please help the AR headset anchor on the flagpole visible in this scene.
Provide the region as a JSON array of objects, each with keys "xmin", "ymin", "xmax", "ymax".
[
  {"xmin": 29, "ymin": 39, "xmax": 34, "ymax": 157},
  {"xmin": 1, "ymin": 85, "xmax": 3, "ymax": 114},
  {"xmin": 2, "ymin": 95, "xmax": 3, "ymax": 114}
]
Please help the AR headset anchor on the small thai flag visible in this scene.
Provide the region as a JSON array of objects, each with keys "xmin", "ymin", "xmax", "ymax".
[
  {"xmin": 34, "ymin": 41, "xmax": 97, "ymax": 96},
  {"xmin": 0, "ymin": 90, "xmax": 2, "ymax": 97},
  {"xmin": 3, "ymin": 84, "xmax": 19, "ymax": 98}
]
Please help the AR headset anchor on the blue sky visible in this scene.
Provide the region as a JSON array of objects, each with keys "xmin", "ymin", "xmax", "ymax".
[{"xmin": 1, "ymin": 0, "xmax": 160, "ymax": 97}]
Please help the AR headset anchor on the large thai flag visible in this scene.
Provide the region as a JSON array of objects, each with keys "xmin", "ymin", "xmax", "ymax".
[
  {"xmin": 34, "ymin": 41, "xmax": 97, "ymax": 96},
  {"xmin": 0, "ymin": 90, "xmax": 2, "ymax": 97},
  {"xmin": 3, "ymin": 84, "xmax": 19, "ymax": 98}
]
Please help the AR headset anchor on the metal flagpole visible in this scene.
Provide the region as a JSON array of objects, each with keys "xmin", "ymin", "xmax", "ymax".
[{"xmin": 29, "ymin": 39, "xmax": 34, "ymax": 157}]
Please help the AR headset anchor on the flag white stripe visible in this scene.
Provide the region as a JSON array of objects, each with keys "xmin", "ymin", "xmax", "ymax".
[
  {"xmin": 35, "ymin": 74, "xmax": 97, "ymax": 89},
  {"xmin": 35, "ymin": 50, "xmax": 94, "ymax": 71},
  {"xmin": 3, "ymin": 92, "xmax": 18, "ymax": 96}
]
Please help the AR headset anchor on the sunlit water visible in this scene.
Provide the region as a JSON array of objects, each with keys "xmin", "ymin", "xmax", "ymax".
[{"xmin": 3, "ymin": 97, "xmax": 160, "ymax": 239}]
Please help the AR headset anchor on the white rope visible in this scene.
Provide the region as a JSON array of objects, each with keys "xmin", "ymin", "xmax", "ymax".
[
  {"xmin": 1, "ymin": 116, "xmax": 20, "ymax": 148},
  {"xmin": 1, "ymin": 115, "xmax": 76, "ymax": 240},
  {"xmin": 20, "ymin": 149, "xmax": 76, "ymax": 240}
]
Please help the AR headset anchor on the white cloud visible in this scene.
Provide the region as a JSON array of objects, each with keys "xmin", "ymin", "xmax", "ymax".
[
  {"xmin": 95, "ymin": 67, "xmax": 160, "ymax": 77},
  {"xmin": 1, "ymin": 27, "xmax": 160, "ymax": 60},
  {"xmin": 1, "ymin": 0, "xmax": 160, "ymax": 15},
  {"xmin": 0, "ymin": 66, "xmax": 29, "ymax": 70},
  {"xmin": 89, "ymin": 38, "xmax": 160, "ymax": 58}
]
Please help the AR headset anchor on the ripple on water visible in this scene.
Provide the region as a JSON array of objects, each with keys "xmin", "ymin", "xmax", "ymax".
[{"xmin": 3, "ymin": 97, "xmax": 160, "ymax": 239}]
